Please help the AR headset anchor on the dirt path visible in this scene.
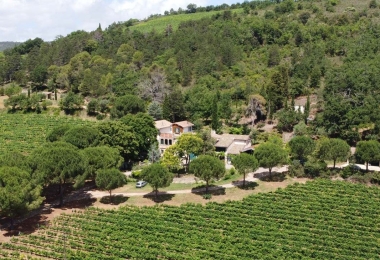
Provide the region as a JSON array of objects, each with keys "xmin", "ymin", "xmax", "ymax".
[{"xmin": 88, "ymin": 166, "xmax": 289, "ymax": 198}]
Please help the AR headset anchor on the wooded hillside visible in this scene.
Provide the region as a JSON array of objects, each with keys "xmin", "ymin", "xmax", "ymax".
[
  {"xmin": 0, "ymin": 42, "xmax": 20, "ymax": 52},
  {"xmin": 1, "ymin": 0, "xmax": 380, "ymax": 144}
]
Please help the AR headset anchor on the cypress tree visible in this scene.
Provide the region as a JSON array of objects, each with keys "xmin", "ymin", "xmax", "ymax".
[{"xmin": 211, "ymin": 93, "xmax": 219, "ymax": 131}]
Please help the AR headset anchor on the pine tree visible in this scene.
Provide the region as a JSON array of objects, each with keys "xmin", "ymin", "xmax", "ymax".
[{"xmin": 162, "ymin": 89, "xmax": 186, "ymax": 122}]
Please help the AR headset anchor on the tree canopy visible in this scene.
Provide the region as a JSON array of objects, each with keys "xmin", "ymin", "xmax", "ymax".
[
  {"xmin": 288, "ymin": 136, "xmax": 315, "ymax": 164},
  {"xmin": 190, "ymin": 155, "xmax": 225, "ymax": 193},
  {"xmin": 141, "ymin": 163, "xmax": 173, "ymax": 197},
  {"xmin": 95, "ymin": 168, "xmax": 126, "ymax": 203},
  {"xmin": 81, "ymin": 146, "xmax": 123, "ymax": 181},
  {"xmin": 317, "ymin": 138, "xmax": 350, "ymax": 169},
  {"xmin": 355, "ymin": 140, "xmax": 380, "ymax": 171},
  {"xmin": 232, "ymin": 153, "xmax": 259, "ymax": 187},
  {"xmin": 254, "ymin": 141, "xmax": 287, "ymax": 176},
  {"xmin": 176, "ymin": 133, "xmax": 203, "ymax": 170},
  {"xmin": 0, "ymin": 166, "xmax": 44, "ymax": 228},
  {"xmin": 29, "ymin": 142, "xmax": 86, "ymax": 206}
]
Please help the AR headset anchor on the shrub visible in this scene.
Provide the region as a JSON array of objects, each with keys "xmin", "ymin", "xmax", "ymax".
[
  {"xmin": 350, "ymin": 173, "xmax": 372, "ymax": 184},
  {"xmin": 304, "ymin": 160, "xmax": 327, "ymax": 178},
  {"xmin": 131, "ymin": 170, "xmax": 142, "ymax": 179},
  {"xmin": 229, "ymin": 168, "xmax": 236, "ymax": 175},
  {"xmin": 223, "ymin": 174, "xmax": 231, "ymax": 180},
  {"xmin": 264, "ymin": 11, "xmax": 275, "ymax": 19},
  {"xmin": 203, "ymin": 193, "xmax": 212, "ymax": 200},
  {"xmin": 341, "ymin": 165, "xmax": 360, "ymax": 179},
  {"xmin": 288, "ymin": 160, "xmax": 305, "ymax": 177},
  {"xmin": 369, "ymin": 0, "xmax": 377, "ymax": 8},
  {"xmin": 96, "ymin": 114, "xmax": 106, "ymax": 120}
]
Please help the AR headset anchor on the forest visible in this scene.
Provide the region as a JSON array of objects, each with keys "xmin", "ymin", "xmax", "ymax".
[
  {"xmin": 2, "ymin": 1, "xmax": 380, "ymax": 257},
  {"xmin": 1, "ymin": 0, "xmax": 380, "ymax": 144}
]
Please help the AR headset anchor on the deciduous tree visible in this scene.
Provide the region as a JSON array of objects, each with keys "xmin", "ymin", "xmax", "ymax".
[
  {"xmin": 97, "ymin": 121, "xmax": 139, "ymax": 162},
  {"xmin": 161, "ymin": 145, "xmax": 183, "ymax": 176},
  {"xmin": 81, "ymin": 146, "xmax": 123, "ymax": 181},
  {"xmin": 176, "ymin": 133, "xmax": 203, "ymax": 170}
]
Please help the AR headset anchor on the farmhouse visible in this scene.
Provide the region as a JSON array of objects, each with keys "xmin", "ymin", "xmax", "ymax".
[
  {"xmin": 155, "ymin": 120, "xmax": 194, "ymax": 154},
  {"xmin": 212, "ymin": 131, "xmax": 253, "ymax": 163}
]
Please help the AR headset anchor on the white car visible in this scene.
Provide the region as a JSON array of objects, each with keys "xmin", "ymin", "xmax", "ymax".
[{"xmin": 136, "ymin": 181, "xmax": 147, "ymax": 188}]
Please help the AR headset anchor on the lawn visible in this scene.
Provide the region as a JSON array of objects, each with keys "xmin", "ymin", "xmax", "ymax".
[{"xmin": 130, "ymin": 9, "xmax": 244, "ymax": 34}]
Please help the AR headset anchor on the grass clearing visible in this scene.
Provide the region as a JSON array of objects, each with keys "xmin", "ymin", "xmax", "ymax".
[{"xmin": 130, "ymin": 9, "xmax": 244, "ymax": 34}]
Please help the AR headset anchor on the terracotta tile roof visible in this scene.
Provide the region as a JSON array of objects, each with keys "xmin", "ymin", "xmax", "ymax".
[
  {"xmin": 174, "ymin": 120, "xmax": 194, "ymax": 128},
  {"xmin": 155, "ymin": 120, "xmax": 172, "ymax": 129}
]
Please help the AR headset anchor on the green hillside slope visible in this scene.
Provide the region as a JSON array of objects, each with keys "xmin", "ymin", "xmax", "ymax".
[
  {"xmin": 2, "ymin": 0, "xmax": 380, "ymax": 143},
  {"xmin": 130, "ymin": 9, "xmax": 244, "ymax": 34},
  {"xmin": 0, "ymin": 42, "xmax": 20, "ymax": 52}
]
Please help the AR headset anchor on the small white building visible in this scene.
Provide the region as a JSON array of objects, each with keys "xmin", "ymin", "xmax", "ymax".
[{"xmin": 294, "ymin": 105, "xmax": 305, "ymax": 114}]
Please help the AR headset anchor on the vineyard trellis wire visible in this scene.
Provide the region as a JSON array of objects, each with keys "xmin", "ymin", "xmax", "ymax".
[
  {"xmin": 0, "ymin": 180, "xmax": 379, "ymax": 259},
  {"xmin": 0, "ymin": 114, "xmax": 95, "ymax": 154}
]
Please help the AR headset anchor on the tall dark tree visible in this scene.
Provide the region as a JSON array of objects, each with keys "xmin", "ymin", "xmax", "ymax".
[
  {"xmin": 211, "ymin": 93, "xmax": 219, "ymax": 131},
  {"xmin": 267, "ymin": 66, "xmax": 290, "ymax": 111},
  {"xmin": 162, "ymin": 89, "xmax": 186, "ymax": 122}
]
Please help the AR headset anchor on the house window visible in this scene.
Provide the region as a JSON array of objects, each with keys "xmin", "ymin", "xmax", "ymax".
[
  {"xmin": 160, "ymin": 139, "xmax": 164, "ymax": 145},
  {"xmin": 165, "ymin": 139, "xmax": 168, "ymax": 145},
  {"xmin": 169, "ymin": 139, "xmax": 172, "ymax": 145},
  {"xmin": 175, "ymin": 127, "xmax": 180, "ymax": 134}
]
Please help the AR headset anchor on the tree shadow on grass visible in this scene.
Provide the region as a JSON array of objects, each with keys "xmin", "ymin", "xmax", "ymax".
[
  {"xmin": 54, "ymin": 192, "xmax": 96, "ymax": 209},
  {"xmin": 2, "ymin": 207, "xmax": 52, "ymax": 237},
  {"xmin": 191, "ymin": 185, "xmax": 226, "ymax": 196},
  {"xmin": 143, "ymin": 192, "xmax": 175, "ymax": 203},
  {"xmin": 232, "ymin": 180, "xmax": 259, "ymax": 190},
  {"xmin": 253, "ymin": 172, "xmax": 286, "ymax": 182},
  {"xmin": 99, "ymin": 195, "xmax": 129, "ymax": 205}
]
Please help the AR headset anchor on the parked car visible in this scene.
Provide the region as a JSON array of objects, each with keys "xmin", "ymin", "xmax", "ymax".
[{"xmin": 136, "ymin": 181, "xmax": 147, "ymax": 188}]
